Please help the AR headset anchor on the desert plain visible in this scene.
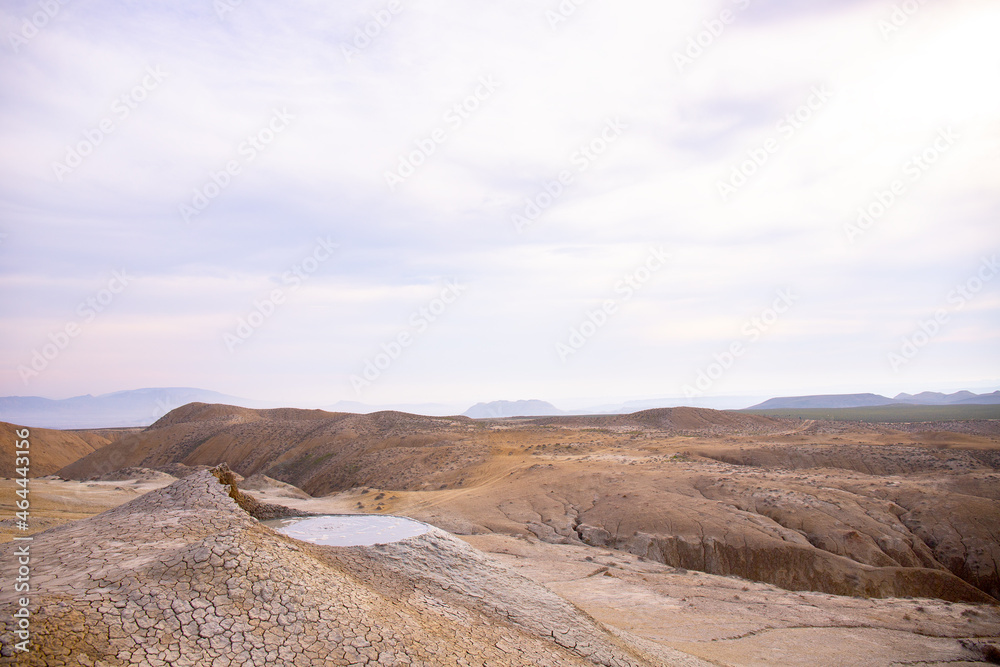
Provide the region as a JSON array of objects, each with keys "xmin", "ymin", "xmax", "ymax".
[{"xmin": 1, "ymin": 403, "xmax": 999, "ymax": 665}]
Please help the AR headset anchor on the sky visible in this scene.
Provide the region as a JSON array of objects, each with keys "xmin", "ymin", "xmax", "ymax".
[{"xmin": 0, "ymin": 0, "xmax": 998, "ymax": 409}]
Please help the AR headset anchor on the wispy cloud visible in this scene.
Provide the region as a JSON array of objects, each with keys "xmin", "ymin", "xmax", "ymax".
[{"xmin": 1, "ymin": 0, "xmax": 998, "ymax": 405}]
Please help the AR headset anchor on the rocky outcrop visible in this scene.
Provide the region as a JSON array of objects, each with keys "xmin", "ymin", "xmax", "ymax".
[
  {"xmin": 475, "ymin": 460, "xmax": 999, "ymax": 604},
  {"xmin": 209, "ymin": 462, "xmax": 307, "ymax": 521},
  {"xmin": 47, "ymin": 404, "xmax": 1000, "ymax": 606},
  {"xmin": 692, "ymin": 445, "xmax": 1000, "ymax": 599},
  {"xmin": 576, "ymin": 524, "xmax": 993, "ymax": 603},
  {"xmin": 0, "ymin": 471, "xmax": 671, "ymax": 666}
]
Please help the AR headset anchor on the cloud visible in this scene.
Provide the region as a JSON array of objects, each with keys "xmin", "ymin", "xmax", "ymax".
[{"xmin": 0, "ymin": 0, "xmax": 998, "ymax": 405}]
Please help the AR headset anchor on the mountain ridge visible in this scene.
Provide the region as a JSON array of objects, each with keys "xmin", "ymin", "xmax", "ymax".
[
  {"xmin": 749, "ymin": 390, "xmax": 1000, "ymax": 410},
  {"xmin": 463, "ymin": 399, "xmax": 564, "ymax": 418},
  {"xmin": 6, "ymin": 386, "xmax": 1000, "ymax": 430},
  {"xmin": 0, "ymin": 387, "xmax": 275, "ymax": 429}
]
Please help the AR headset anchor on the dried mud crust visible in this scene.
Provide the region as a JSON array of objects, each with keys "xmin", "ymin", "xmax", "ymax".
[
  {"xmin": 50, "ymin": 404, "xmax": 1000, "ymax": 605},
  {"xmin": 0, "ymin": 471, "xmax": 683, "ymax": 666},
  {"xmin": 209, "ymin": 462, "xmax": 308, "ymax": 521}
]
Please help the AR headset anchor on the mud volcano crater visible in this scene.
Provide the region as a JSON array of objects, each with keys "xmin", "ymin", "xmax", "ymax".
[
  {"xmin": 0, "ymin": 464, "xmax": 678, "ymax": 666},
  {"xmin": 267, "ymin": 514, "xmax": 433, "ymax": 547}
]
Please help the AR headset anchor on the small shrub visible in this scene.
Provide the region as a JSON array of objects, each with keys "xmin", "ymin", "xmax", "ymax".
[{"xmin": 961, "ymin": 640, "xmax": 1000, "ymax": 664}]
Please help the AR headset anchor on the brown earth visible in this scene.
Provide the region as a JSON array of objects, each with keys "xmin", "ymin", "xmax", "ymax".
[
  {"xmin": 0, "ymin": 469, "xmax": 682, "ymax": 666},
  {"xmin": 58, "ymin": 404, "xmax": 482, "ymax": 493},
  {"xmin": 461, "ymin": 534, "xmax": 1000, "ymax": 667},
  {"xmin": 4, "ymin": 474, "xmax": 996, "ymax": 665},
  {"xmin": 0, "ymin": 421, "xmax": 106, "ymax": 477},
  {"xmin": 49, "ymin": 403, "xmax": 1000, "ymax": 605}
]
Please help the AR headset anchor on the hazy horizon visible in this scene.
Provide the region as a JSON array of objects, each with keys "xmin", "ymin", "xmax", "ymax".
[
  {"xmin": 4, "ymin": 383, "xmax": 1000, "ymax": 415},
  {"xmin": 2, "ymin": 0, "xmax": 998, "ymax": 407}
]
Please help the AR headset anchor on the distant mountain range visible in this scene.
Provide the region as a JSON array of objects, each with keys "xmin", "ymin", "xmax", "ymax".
[
  {"xmin": 0, "ymin": 389, "xmax": 747, "ymax": 427},
  {"xmin": 5, "ymin": 387, "xmax": 998, "ymax": 429},
  {"xmin": 0, "ymin": 388, "xmax": 274, "ymax": 429},
  {"xmin": 461, "ymin": 395, "xmax": 762, "ymax": 418},
  {"xmin": 462, "ymin": 400, "xmax": 563, "ymax": 418},
  {"xmin": 748, "ymin": 390, "xmax": 1000, "ymax": 410}
]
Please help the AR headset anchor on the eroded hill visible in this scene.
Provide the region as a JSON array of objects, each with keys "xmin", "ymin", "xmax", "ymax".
[
  {"xmin": 0, "ymin": 469, "xmax": 681, "ymax": 666},
  {"xmin": 55, "ymin": 403, "xmax": 1000, "ymax": 603},
  {"xmin": 0, "ymin": 421, "xmax": 108, "ymax": 477}
]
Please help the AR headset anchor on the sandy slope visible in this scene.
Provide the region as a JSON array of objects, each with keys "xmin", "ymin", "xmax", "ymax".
[
  {"xmin": 0, "ymin": 470, "xmax": 683, "ymax": 666},
  {"xmin": 0, "ymin": 421, "xmax": 110, "ymax": 477},
  {"xmin": 49, "ymin": 405, "xmax": 1000, "ymax": 603},
  {"xmin": 1, "ymin": 472, "xmax": 997, "ymax": 665}
]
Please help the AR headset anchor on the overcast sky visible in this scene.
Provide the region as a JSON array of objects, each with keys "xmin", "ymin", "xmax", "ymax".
[{"xmin": 1, "ymin": 0, "xmax": 998, "ymax": 408}]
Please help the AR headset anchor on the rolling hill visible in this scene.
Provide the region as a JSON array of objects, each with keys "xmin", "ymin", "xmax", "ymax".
[
  {"xmin": 59, "ymin": 403, "xmax": 788, "ymax": 495},
  {"xmin": 44, "ymin": 401, "xmax": 1000, "ymax": 606},
  {"xmin": 0, "ymin": 421, "xmax": 111, "ymax": 477}
]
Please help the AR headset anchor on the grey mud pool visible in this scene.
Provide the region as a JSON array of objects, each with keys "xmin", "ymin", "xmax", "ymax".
[{"xmin": 264, "ymin": 514, "xmax": 433, "ymax": 546}]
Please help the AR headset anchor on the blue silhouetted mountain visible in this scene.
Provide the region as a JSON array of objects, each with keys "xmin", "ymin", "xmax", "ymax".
[
  {"xmin": 463, "ymin": 399, "xmax": 564, "ymax": 419},
  {"xmin": 0, "ymin": 387, "xmax": 274, "ymax": 429},
  {"xmin": 749, "ymin": 390, "xmax": 1000, "ymax": 410}
]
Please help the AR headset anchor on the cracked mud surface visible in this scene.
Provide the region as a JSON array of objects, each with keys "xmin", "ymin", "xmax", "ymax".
[
  {"xmin": 50, "ymin": 406, "xmax": 1000, "ymax": 601},
  {"xmin": 0, "ymin": 471, "xmax": 688, "ymax": 666},
  {"xmin": 461, "ymin": 534, "xmax": 1000, "ymax": 666},
  {"xmin": 6, "ymin": 473, "xmax": 993, "ymax": 666},
  {"xmin": 4, "ymin": 404, "xmax": 1000, "ymax": 664}
]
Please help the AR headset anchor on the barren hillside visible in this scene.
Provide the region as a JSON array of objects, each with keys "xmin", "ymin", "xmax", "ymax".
[
  {"xmin": 59, "ymin": 404, "xmax": 791, "ymax": 493},
  {"xmin": 0, "ymin": 469, "xmax": 679, "ymax": 666},
  {"xmin": 54, "ymin": 403, "xmax": 1000, "ymax": 603},
  {"xmin": 60, "ymin": 403, "xmax": 478, "ymax": 493},
  {"xmin": 0, "ymin": 421, "xmax": 107, "ymax": 477}
]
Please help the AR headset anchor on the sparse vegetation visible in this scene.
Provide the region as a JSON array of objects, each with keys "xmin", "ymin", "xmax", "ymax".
[
  {"xmin": 742, "ymin": 404, "xmax": 1000, "ymax": 423},
  {"xmin": 961, "ymin": 640, "xmax": 1000, "ymax": 664},
  {"xmin": 37, "ymin": 405, "xmax": 1000, "ymax": 606}
]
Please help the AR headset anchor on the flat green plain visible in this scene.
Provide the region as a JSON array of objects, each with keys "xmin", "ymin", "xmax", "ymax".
[{"xmin": 739, "ymin": 404, "xmax": 1000, "ymax": 423}]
